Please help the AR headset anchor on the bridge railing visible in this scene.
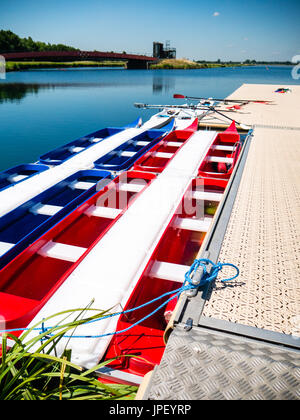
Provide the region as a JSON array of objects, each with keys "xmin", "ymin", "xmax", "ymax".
[{"xmin": 2, "ymin": 51, "xmax": 157, "ymax": 61}]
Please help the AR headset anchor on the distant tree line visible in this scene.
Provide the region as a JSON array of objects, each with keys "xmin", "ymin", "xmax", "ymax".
[
  {"xmin": 196, "ymin": 59, "xmax": 293, "ymax": 65},
  {"xmin": 0, "ymin": 30, "xmax": 78, "ymax": 53}
]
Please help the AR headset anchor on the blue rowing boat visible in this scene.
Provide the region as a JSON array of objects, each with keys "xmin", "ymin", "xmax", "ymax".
[
  {"xmin": 39, "ymin": 117, "xmax": 142, "ymax": 166},
  {"xmin": 94, "ymin": 119, "xmax": 175, "ymax": 171},
  {"xmin": 0, "ymin": 163, "xmax": 49, "ymax": 192},
  {"xmin": 0, "ymin": 116, "xmax": 175, "ymax": 219},
  {"xmin": 0, "ymin": 169, "xmax": 113, "ymax": 269}
]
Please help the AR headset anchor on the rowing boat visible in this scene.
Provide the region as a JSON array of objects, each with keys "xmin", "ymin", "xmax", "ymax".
[
  {"xmin": 133, "ymin": 118, "xmax": 198, "ymax": 173},
  {"xmin": 0, "ymin": 163, "xmax": 49, "ymax": 192},
  {"xmin": 0, "ymin": 169, "xmax": 113, "ymax": 269},
  {"xmin": 137, "ymin": 110, "xmax": 174, "ymax": 130},
  {"xmin": 39, "ymin": 117, "xmax": 142, "ymax": 166},
  {"xmin": 198, "ymin": 122, "xmax": 243, "ymax": 179},
  {"xmin": 93, "ymin": 120, "xmax": 175, "ymax": 172},
  {"xmin": 134, "ymin": 103, "xmax": 211, "ymax": 130},
  {"xmin": 103, "ymin": 177, "xmax": 228, "ymax": 381}
]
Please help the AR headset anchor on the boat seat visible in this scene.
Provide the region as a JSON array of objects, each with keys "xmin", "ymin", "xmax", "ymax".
[
  {"xmin": 120, "ymin": 151, "xmax": 135, "ymax": 158},
  {"xmin": 165, "ymin": 141, "xmax": 182, "ymax": 147},
  {"xmin": 69, "ymin": 181, "xmax": 96, "ymax": 190},
  {"xmin": 85, "ymin": 205, "xmax": 122, "ymax": 219},
  {"xmin": 0, "ymin": 241, "xmax": 15, "ymax": 257},
  {"xmin": 191, "ymin": 190, "xmax": 223, "ymax": 202},
  {"xmin": 118, "ymin": 183, "xmax": 145, "ymax": 193},
  {"xmin": 7, "ymin": 174, "xmax": 28, "ymax": 183},
  {"xmin": 172, "ymin": 216, "xmax": 212, "ymax": 232},
  {"xmin": 135, "ymin": 140, "xmax": 150, "ymax": 146},
  {"xmin": 90, "ymin": 137, "xmax": 103, "ymax": 143},
  {"xmin": 154, "ymin": 152, "xmax": 174, "ymax": 159},
  {"xmin": 212, "ymin": 145, "xmax": 235, "ymax": 152},
  {"xmin": 207, "ymin": 156, "xmax": 234, "ymax": 164},
  {"xmin": 38, "ymin": 241, "xmax": 87, "ymax": 262},
  {"xmin": 69, "ymin": 146, "xmax": 85, "ymax": 153},
  {"xmin": 30, "ymin": 203, "xmax": 63, "ymax": 216},
  {"xmin": 149, "ymin": 261, "xmax": 189, "ymax": 283}
]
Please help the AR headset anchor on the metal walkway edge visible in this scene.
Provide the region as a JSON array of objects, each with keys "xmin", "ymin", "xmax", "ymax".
[{"xmin": 142, "ymin": 320, "xmax": 300, "ymax": 400}]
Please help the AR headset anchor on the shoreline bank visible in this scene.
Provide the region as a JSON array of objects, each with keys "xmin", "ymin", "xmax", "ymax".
[
  {"xmin": 5, "ymin": 59, "xmax": 252, "ymax": 72},
  {"xmin": 4, "ymin": 60, "xmax": 293, "ymax": 72},
  {"xmin": 149, "ymin": 59, "xmax": 248, "ymax": 70},
  {"xmin": 5, "ymin": 61, "xmax": 126, "ymax": 72}
]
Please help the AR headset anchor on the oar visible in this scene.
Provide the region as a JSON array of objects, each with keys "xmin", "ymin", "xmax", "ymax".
[
  {"xmin": 173, "ymin": 93, "xmax": 273, "ymax": 104},
  {"xmin": 134, "ymin": 103, "xmax": 229, "ymax": 112},
  {"xmin": 134, "ymin": 103, "xmax": 251, "ymax": 130},
  {"xmin": 207, "ymin": 105, "xmax": 251, "ymax": 130},
  {"xmin": 134, "ymin": 102, "xmax": 191, "ymax": 109}
]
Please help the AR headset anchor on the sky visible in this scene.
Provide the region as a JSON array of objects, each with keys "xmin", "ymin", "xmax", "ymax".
[{"xmin": 0, "ymin": 0, "xmax": 299, "ymax": 62}]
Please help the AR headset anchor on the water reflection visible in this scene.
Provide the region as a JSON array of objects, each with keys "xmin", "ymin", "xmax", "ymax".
[
  {"xmin": 0, "ymin": 81, "xmax": 137, "ymax": 103},
  {"xmin": 0, "ymin": 75, "xmax": 176, "ymax": 103},
  {"xmin": 152, "ymin": 75, "xmax": 175, "ymax": 95},
  {"xmin": 0, "ymin": 83, "xmax": 54, "ymax": 103}
]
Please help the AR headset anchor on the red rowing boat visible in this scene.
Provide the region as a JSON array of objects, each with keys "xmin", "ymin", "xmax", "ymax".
[
  {"xmin": 198, "ymin": 122, "xmax": 242, "ymax": 179},
  {"xmin": 102, "ymin": 177, "xmax": 228, "ymax": 380},
  {"xmin": 133, "ymin": 118, "xmax": 198, "ymax": 173}
]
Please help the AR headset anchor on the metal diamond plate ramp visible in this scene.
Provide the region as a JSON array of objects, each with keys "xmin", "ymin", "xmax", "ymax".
[{"xmin": 142, "ymin": 323, "xmax": 300, "ymax": 400}]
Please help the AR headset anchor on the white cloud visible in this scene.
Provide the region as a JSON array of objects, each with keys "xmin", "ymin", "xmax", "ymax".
[{"xmin": 213, "ymin": 12, "xmax": 220, "ymax": 17}]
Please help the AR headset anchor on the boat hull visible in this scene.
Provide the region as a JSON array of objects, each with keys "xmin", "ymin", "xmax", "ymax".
[
  {"xmin": 198, "ymin": 122, "xmax": 243, "ymax": 179},
  {"xmin": 0, "ymin": 169, "xmax": 113, "ymax": 269},
  {"xmin": 133, "ymin": 120, "xmax": 198, "ymax": 174}
]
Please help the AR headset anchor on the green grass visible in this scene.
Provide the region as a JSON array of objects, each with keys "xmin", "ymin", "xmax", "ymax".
[
  {"xmin": 150, "ymin": 59, "xmax": 203, "ymax": 69},
  {"xmin": 6, "ymin": 60, "xmax": 126, "ymax": 72},
  {"xmin": 150, "ymin": 58, "xmax": 245, "ymax": 70},
  {"xmin": 0, "ymin": 305, "xmax": 137, "ymax": 400}
]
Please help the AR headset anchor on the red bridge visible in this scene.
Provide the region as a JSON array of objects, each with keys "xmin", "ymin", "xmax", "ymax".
[{"xmin": 2, "ymin": 50, "xmax": 159, "ymax": 69}]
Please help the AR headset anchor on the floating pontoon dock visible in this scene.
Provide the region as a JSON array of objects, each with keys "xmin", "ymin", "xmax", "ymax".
[{"xmin": 139, "ymin": 84, "xmax": 300, "ymax": 400}]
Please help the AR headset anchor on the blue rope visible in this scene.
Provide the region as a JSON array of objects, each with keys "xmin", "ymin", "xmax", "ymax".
[
  {"xmin": 186, "ymin": 258, "xmax": 240, "ymax": 285},
  {"xmin": 0, "ymin": 259, "xmax": 239, "ymax": 338}
]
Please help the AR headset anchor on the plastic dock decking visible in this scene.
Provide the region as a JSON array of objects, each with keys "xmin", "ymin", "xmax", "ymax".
[{"xmin": 138, "ymin": 84, "xmax": 300, "ymax": 400}]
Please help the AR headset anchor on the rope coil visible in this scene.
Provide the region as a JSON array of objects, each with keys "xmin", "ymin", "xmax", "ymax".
[{"xmin": 0, "ymin": 259, "xmax": 239, "ymax": 339}]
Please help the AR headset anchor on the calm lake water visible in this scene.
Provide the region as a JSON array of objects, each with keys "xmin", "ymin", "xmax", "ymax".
[{"xmin": 0, "ymin": 65, "xmax": 298, "ymax": 171}]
